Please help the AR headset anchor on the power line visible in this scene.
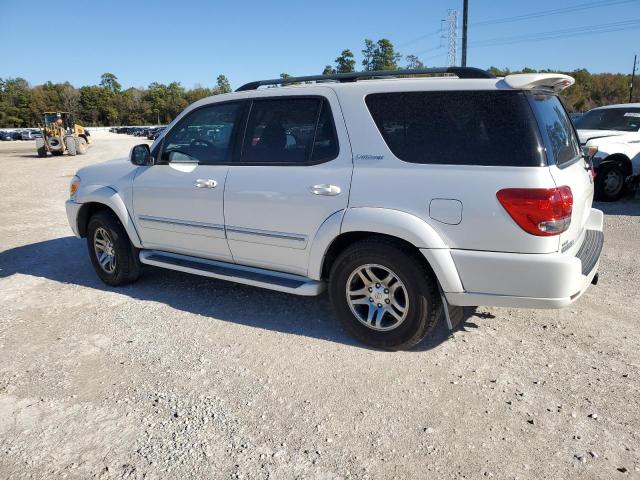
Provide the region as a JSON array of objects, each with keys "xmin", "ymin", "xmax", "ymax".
[
  {"xmin": 472, "ymin": 0, "xmax": 638, "ymax": 27},
  {"xmin": 399, "ymin": 0, "xmax": 638, "ymax": 52},
  {"xmin": 415, "ymin": 19, "xmax": 640, "ymax": 63},
  {"xmin": 469, "ymin": 19, "xmax": 640, "ymax": 48},
  {"xmin": 397, "ymin": 27, "xmax": 443, "ymax": 48}
]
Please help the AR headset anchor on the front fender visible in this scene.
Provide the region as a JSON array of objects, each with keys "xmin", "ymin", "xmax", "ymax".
[{"xmin": 75, "ymin": 185, "xmax": 142, "ymax": 248}]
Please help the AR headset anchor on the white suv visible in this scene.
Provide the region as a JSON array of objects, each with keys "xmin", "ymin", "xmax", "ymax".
[
  {"xmin": 65, "ymin": 67, "xmax": 603, "ymax": 350},
  {"xmin": 574, "ymin": 103, "xmax": 640, "ymax": 201}
]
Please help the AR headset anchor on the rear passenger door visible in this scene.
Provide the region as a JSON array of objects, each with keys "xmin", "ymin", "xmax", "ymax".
[{"xmin": 224, "ymin": 90, "xmax": 352, "ymax": 276}]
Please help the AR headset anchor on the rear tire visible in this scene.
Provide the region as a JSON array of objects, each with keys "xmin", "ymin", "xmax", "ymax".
[
  {"xmin": 595, "ymin": 163, "xmax": 626, "ymax": 201},
  {"xmin": 329, "ymin": 239, "xmax": 441, "ymax": 350},
  {"xmin": 35, "ymin": 137, "xmax": 46, "ymax": 157},
  {"xmin": 87, "ymin": 210, "xmax": 141, "ymax": 286},
  {"xmin": 77, "ymin": 137, "xmax": 88, "ymax": 154},
  {"xmin": 65, "ymin": 136, "xmax": 77, "ymax": 156}
]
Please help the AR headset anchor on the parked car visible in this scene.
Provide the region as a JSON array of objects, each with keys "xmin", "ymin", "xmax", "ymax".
[
  {"xmin": 65, "ymin": 68, "xmax": 603, "ymax": 350},
  {"xmin": 574, "ymin": 103, "xmax": 640, "ymax": 201},
  {"xmin": 0, "ymin": 130, "xmax": 13, "ymax": 141},
  {"xmin": 20, "ymin": 130, "xmax": 37, "ymax": 140},
  {"xmin": 11, "ymin": 131, "xmax": 23, "ymax": 140},
  {"xmin": 569, "ymin": 112, "xmax": 583, "ymax": 122},
  {"xmin": 147, "ymin": 127, "xmax": 165, "ymax": 140}
]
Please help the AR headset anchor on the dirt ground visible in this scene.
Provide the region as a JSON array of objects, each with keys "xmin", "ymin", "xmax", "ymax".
[{"xmin": 0, "ymin": 132, "xmax": 639, "ymax": 479}]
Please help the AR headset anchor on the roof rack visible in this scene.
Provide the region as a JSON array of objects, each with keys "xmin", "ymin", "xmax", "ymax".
[{"xmin": 235, "ymin": 67, "xmax": 496, "ymax": 91}]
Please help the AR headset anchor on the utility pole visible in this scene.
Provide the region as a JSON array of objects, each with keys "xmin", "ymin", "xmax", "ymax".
[
  {"xmin": 630, "ymin": 54, "xmax": 637, "ymax": 103},
  {"xmin": 461, "ymin": 0, "xmax": 468, "ymax": 67},
  {"xmin": 446, "ymin": 9, "xmax": 458, "ymax": 67}
]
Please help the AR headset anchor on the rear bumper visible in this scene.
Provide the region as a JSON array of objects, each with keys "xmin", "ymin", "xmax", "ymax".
[
  {"xmin": 439, "ymin": 208, "xmax": 604, "ymax": 309},
  {"xmin": 65, "ymin": 199, "xmax": 82, "ymax": 238}
]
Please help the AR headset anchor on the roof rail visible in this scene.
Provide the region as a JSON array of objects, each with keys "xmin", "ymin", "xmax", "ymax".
[{"xmin": 235, "ymin": 67, "xmax": 495, "ymax": 91}]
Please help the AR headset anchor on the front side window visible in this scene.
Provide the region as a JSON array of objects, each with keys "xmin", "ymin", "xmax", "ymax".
[
  {"xmin": 365, "ymin": 91, "xmax": 545, "ymax": 167},
  {"xmin": 574, "ymin": 107, "xmax": 640, "ymax": 132},
  {"xmin": 241, "ymin": 97, "xmax": 338, "ymax": 164},
  {"xmin": 529, "ymin": 94, "xmax": 581, "ymax": 166},
  {"xmin": 161, "ymin": 102, "xmax": 242, "ymax": 164}
]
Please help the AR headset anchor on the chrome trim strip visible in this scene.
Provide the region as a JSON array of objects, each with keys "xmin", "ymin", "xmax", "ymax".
[
  {"xmin": 225, "ymin": 225, "xmax": 307, "ymax": 242},
  {"xmin": 138, "ymin": 215, "xmax": 224, "ymax": 231}
]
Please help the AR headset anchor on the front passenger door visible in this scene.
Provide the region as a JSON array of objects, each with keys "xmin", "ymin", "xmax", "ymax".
[{"xmin": 132, "ymin": 101, "xmax": 243, "ymax": 262}]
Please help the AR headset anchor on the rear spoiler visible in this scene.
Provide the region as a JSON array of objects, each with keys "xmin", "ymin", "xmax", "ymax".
[{"xmin": 504, "ymin": 73, "xmax": 575, "ymax": 92}]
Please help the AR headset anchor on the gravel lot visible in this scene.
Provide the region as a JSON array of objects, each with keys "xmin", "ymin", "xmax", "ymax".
[{"xmin": 0, "ymin": 132, "xmax": 639, "ymax": 479}]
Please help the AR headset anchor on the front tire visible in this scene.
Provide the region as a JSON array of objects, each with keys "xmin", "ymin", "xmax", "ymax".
[
  {"xmin": 329, "ymin": 239, "xmax": 441, "ymax": 350},
  {"xmin": 35, "ymin": 137, "xmax": 46, "ymax": 157},
  {"xmin": 65, "ymin": 136, "xmax": 77, "ymax": 156},
  {"xmin": 77, "ymin": 137, "xmax": 88, "ymax": 154},
  {"xmin": 87, "ymin": 211, "xmax": 141, "ymax": 286},
  {"xmin": 595, "ymin": 163, "xmax": 626, "ymax": 201}
]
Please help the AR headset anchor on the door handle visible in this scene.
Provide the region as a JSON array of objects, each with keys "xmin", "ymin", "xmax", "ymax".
[
  {"xmin": 194, "ymin": 179, "xmax": 217, "ymax": 189},
  {"xmin": 310, "ymin": 184, "xmax": 341, "ymax": 196}
]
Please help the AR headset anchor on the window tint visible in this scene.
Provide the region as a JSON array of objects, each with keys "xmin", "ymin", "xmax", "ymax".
[
  {"xmin": 529, "ymin": 94, "xmax": 581, "ymax": 166},
  {"xmin": 241, "ymin": 98, "xmax": 338, "ymax": 164},
  {"xmin": 574, "ymin": 107, "xmax": 640, "ymax": 132},
  {"xmin": 365, "ymin": 91, "xmax": 544, "ymax": 167},
  {"xmin": 162, "ymin": 102, "xmax": 241, "ymax": 163}
]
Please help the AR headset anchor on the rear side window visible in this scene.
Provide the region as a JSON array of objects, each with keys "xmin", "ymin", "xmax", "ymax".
[
  {"xmin": 365, "ymin": 91, "xmax": 544, "ymax": 166},
  {"xmin": 241, "ymin": 97, "xmax": 338, "ymax": 164},
  {"xmin": 529, "ymin": 94, "xmax": 581, "ymax": 166}
]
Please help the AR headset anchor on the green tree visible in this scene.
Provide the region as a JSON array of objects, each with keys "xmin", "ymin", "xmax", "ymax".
[
  {"xmin": 322, "ymin": 65, "xmax": 336, "ymax": 75},
  {"xmin": 362, "ymin": 39, "xmax": 376, "ymax": 71},
  {"xmin": 335, "ymin": 49, "xmax": 356, "ymax": 73},
  {"xmin": 100, "ymin": 73, "xmax": 121, "ymax": 93},
  {"xmin": 405, "ymin": 54, "xmax": 424, "ymax": 70},
  {"xmin": 216, "ymin": 74, "xmax": 231, "ymax": 94},
  {"xmin": 0, "ymin": 77, "xmax": 31, "ymax": 127},
  {"xmin": 371, "ymin": 39, "xmax": 401, "ymax": 70}
]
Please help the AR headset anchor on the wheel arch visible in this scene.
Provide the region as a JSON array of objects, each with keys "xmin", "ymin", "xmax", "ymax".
[
  {"xmin": 75, "ymin": 186, "xmax": 142, "ymax": 247},
  {"xmin": 310, "ymin": 207, "xmax": 462, "ymax": 292}
]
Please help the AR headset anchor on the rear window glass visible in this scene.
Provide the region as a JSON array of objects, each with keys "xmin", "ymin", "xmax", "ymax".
[
  {"xmin": 365, "ymin": 91, "xmax": 544, "ymax": 166},
  {"xmin": 529, "ymin": 94, "xmax": 581, "ymax": 166}
]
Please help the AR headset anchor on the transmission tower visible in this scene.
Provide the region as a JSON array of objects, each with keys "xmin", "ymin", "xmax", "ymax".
[{"xmin": 446, "ymin": 9, "xmax": 458, "ymax": 67}]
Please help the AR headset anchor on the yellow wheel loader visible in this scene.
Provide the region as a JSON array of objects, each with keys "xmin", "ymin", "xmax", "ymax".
[{"xmin": 36, "ymin": 112, "xmax": 91, "ymax": 157}]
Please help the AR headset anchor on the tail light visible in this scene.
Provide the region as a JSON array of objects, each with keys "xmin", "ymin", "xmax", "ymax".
[{"xmin": 496, "ymin": 186, "xmax": 573, "ymax": 236}]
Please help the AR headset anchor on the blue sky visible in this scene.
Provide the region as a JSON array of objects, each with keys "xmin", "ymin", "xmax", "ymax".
[{"xmin": 1, "ymin": 0, "xmax": 638, "ymax": 90}]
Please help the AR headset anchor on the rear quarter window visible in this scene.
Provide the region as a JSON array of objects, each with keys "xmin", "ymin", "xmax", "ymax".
[
  {"xmin": 365, "ymin": 91, "xmax": 545, "ymax": 167},
  {"xmin": 528, "ymin": 94, "xmax": 581, "ymax": 166}
]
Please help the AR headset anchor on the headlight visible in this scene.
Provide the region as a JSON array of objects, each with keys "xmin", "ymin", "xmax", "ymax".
[
  {"xmin": 582, "ymin": 144, "xmax": 598, "ymax": 158},
  {"xmin": 70, "ymin": 175, "xmax": 80, "ymax": 198}
]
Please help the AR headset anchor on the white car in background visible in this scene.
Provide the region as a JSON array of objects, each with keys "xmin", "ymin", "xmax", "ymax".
[{"xmin": 574, "ymin": 103, "xmax": 640, "ymax": 201}]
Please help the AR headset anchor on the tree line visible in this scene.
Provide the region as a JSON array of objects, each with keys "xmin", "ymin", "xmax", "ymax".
[
  {"xmin": 0, "ymin": 38, "xmax": 636, "ymax": 128},
  {"xmin": 0, "ymin": 73, "xmax": 232, "ymax": 128}
]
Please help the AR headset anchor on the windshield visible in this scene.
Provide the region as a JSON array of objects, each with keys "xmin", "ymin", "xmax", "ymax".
[
  {"xmin": 574, "ymin": 107, "xmax": 640, "ymax": 131},
  {"xmin": 44, "ymin": 114, "xmax": 62, "ymax": 125}
]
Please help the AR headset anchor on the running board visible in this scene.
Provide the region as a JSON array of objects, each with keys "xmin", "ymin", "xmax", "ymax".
[{"xmin": 139, "ymin": 250, "xmax": 325, "ymax": 296}]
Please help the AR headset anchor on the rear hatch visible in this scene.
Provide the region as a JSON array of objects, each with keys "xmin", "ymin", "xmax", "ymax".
[{"xmin": 528, "ymin": 93, "xmax": 594, "ymax": 255}]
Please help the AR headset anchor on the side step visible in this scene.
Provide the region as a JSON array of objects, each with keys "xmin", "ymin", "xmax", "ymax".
[{"xmin": 139, "ymin": 250, "xmax": 325, "ymax": 296}]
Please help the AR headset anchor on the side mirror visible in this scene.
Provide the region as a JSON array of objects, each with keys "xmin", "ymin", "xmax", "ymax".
[{"xmin": 130, "ymin": 144, "xmax": 153, "ymax": 166}]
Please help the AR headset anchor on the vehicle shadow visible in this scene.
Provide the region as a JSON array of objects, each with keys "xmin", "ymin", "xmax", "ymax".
[
  {"xmin": 593, "ymin": 198, "xmax": 640, "ymax": 217},
  {"xmin": 0, "ymin": 237, "xmax": 480, "ymax": 351}
]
